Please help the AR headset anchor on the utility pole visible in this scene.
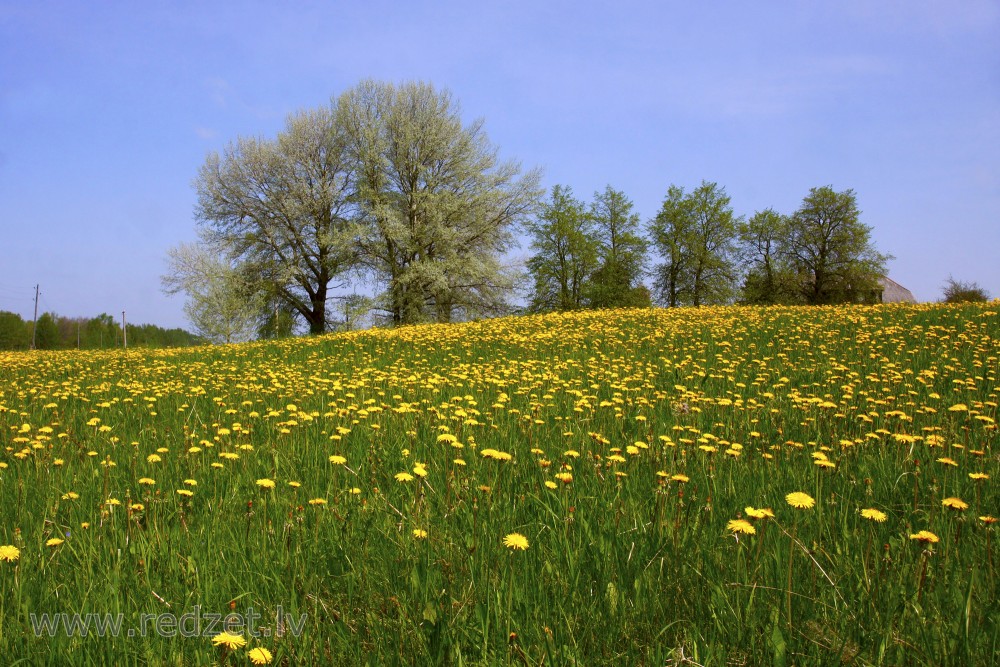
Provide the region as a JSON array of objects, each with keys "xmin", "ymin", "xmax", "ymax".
[
  {"xmin": 122, "ymin": 311, "xmax": 127, "ymax": 350},
  {"xmin": 30, "ymin": 284, "xmax": 39, "ymax": 350}
]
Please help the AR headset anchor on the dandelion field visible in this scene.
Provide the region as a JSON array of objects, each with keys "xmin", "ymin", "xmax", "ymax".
[{"xmin": 1, "ymin": 304, "xmax": 997, "ymax": 666}]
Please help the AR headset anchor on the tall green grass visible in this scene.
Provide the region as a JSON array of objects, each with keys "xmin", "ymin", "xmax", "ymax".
[{"xmin": 0, "ymin": 303, "xmax": 997, "ymax": 665}]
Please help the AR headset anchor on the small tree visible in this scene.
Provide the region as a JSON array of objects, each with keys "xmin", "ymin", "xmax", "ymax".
[
  {"xmin": 586, "ymin": 186, "xmax": 649, "ymax": 309},
  {"xmin": 162, "ymin": 240, "xmax": 265, "ymax": 344},
  {"xmin": 0, "ymin": 311, "xmax": 28, "ymax": 350},
  {"xmin": 525, "ymin": 185, "xmax": 598, "ymax": 312},
  {"xmin": 737, "ymin": 209, "xmax": 799, "ymax": 304},
  {"xmin": 942, "ymin": 276, "xmax": 990, "ymax": 303},
  {"xmin": 33, "ymin": 312, "xmax": 61, "ymax": 350},
  {"xmin": 649, "ymin": 181, "xmax": 738, "ymax": 307}
]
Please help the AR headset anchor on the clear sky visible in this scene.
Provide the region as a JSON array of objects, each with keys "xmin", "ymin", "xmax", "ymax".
[{"xmin": 2, "ymin": 0, "xmax": 998, "ymax": 329}]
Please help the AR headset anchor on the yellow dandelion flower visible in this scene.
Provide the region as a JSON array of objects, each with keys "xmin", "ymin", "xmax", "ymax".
[
  {"xmin": 909, "ymin": 530, "xmax": 939, "ymax": 543},
  {"xmin": 503, "ymin": 533, "xmax": 529, "ymax": 550},
  {"xmin": 544, "ymin": 481, "xmax": 558, "ymax": 490},
  {"xmin": 979, "ymin": 516, "xmax": 997, "ymax": 524},
  {"xmin": 256, "ymin": 479, "xmax": 276, "ymax": 489},
  {"xmin": 969, "ymin": 472, "xmax": 989, "ymax": 480},
  {"xmin": 785, "ymin": 492, "xmax": 815, "ymax": 509},
  {"xmin": 46, "ymin": 537, "xmax": 64, "ymax": 547},
  {"xmin": 248, "ymin": 647, "xmax": 273, "ymax": 665},
  {"xmin": 942, "ymin": 497, "xmax": 969, "ymax": 510},
  {"xmin": 860, "ymin": 508, "xmax": 887, "ymax": 522},
  {"xmin": 329, "ymin": 455, "xmax": 347, "ymax": 465},
  {"xmin": 0, "ymin": 545, "xmax": 20, "ymax": 562},
  {"xmin": 138, "ymin": 478, "xmax": 155, "ymax": 485},
  {"xmin": 308, "ymin": 498, "xmax": 327, "ymax": 505},
  {"xmin": 936, "ymin": 457, "xmax": 958, "ymax": 467},
  {"xmin": 671, "ymin": 474, "xmax": 690, "ymax": 483},
  {"xmin": 727, "ymin": 519, "xmax": 756, "ymax": 535},
  {"xmin": 176, "ymin": 489, "xmax": 194, "ymax": 497},
  {"xmin": 412, "ymin": 529, "xmax": 428, "ymax": 539},
  {"xmin": 211, "ymin": 631, "xmax": 247, "ymax": 649},
  {"xmin": 745, "ymin": 507, "xmax": 774, "ymax": 520},
  {"xmin": 394, "ymin": 472, "xmax": 414, "ymax": 483}
]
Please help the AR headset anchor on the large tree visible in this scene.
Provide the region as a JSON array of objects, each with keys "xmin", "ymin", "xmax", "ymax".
[
  {"xmin": 586, "ymin": 186, "xmax": 649, "ymax": 309},
  {"xmin": 650, "ymin": 181, "xmax": 738, "ymax": 307},
  {"xmin": 338, "ymin": 80, "xmax": 541, "ymax": 325},
  {"xmin": 785, "ymin": 186, "xmax": 890, "ymax": 304},
  {"xmin": 525, "ymin": 185, "xmax": 598, "ymax": 312},
  {"xmin": 191, "ymin": 106, "xmax": 357, "ymax": 334}
]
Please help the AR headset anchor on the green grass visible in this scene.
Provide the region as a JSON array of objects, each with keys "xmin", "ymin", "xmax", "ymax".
[{"xmin": 0, "ymin": 302, "xmax": 997, "ymax": 665}]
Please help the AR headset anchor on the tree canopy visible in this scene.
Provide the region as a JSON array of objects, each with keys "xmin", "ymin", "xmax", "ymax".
[
  {"xmin": 783, "ymin": 186, "xmax": 891, "ymax": 304},
  {"xmin": 339, "ymin": 80, "xmax": 541, "ymax": 324},
  {"xmin": 171, "ymin": 80, "xmax": 540, "ymax": 333},
  {"xmin": 650, "ymin": 181, "xmax": 738, "ymax": 307}
]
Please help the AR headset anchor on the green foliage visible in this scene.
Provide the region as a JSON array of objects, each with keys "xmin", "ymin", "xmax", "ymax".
[
  {"xmin": 785, "ymin": 186, "xmax": 891, "ymax": 304},
  {"xmin": 0, "ymin": 311, "xmax": 28, "ymax": 350},
  {"xmin": 0, "ymin": 312, "xmax": 199, "ymax": 351},
  {"xmin": 650, "ymin": 181, "xmax": 739, "ymax": 306},
  {"xmin": 942, "ymin": 276, "xmax": 991, "ymax": 303},
  {"xmin": 526, "ymin": 185, "xmax": 598, "ymax": 312},
  {"xmin": 585, "ymin": 186, "xmax": 649, "ymax": 309},
  {"xmin": 737, "ymin": 209, "xmax": 800, "ymax": 305},
  {"xmin": 32, "ymin": 312, "xmax": 60, "ymax": 350}
]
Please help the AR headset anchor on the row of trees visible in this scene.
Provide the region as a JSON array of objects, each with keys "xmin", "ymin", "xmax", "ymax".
[
  {"xmin": 526, "ymin": 182, "xmax": 891, "ymax": 311},
  {"xmin": 0, "ymin": 311, "xmax": 201, "ymax": 351},
  {"xmin": 166, "ymin": 79, "xmax": 904, "ymax": 342}
]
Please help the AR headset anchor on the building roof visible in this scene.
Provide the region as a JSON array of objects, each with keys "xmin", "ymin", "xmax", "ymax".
[{"xmin": 879, "ymin": 276, "xmax": 916, "ymax": 303}]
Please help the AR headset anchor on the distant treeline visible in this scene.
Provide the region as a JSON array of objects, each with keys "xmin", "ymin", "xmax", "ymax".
[{"xmin": 0, "ymin": 311, "xmax": 202, "ymax": 350}]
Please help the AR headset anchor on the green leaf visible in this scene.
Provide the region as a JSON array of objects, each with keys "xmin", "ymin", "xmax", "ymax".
[
  {"xmin": 769, "ymin": 614, "xmax": 787, "ymax": 667},
  {"xmin": 422, "ymin": 602, "xmax": 437, "ymax": 625}
]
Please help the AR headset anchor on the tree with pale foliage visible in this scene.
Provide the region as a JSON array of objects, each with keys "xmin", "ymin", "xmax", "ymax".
[
  {"xmin": 161, "ymin": 239, "xmax": 262, "ymax": 344},
  {"xmin": 338, "ymin": 80, "xmax": 541, "ymax": 324},
  {"xmin": 190, "ymin": 106, "xmax": 358, "ymax": 335}
]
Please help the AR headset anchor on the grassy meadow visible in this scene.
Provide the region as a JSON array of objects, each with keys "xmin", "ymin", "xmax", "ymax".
[{"xmin": 0, "ymin": 303, "xmax": 997, "ymax": 666}]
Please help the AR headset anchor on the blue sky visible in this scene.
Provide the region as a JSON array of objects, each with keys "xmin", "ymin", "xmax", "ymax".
[{"xmin": 2, "ymin": 0, "xmax": 998, "ymax": 328}]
